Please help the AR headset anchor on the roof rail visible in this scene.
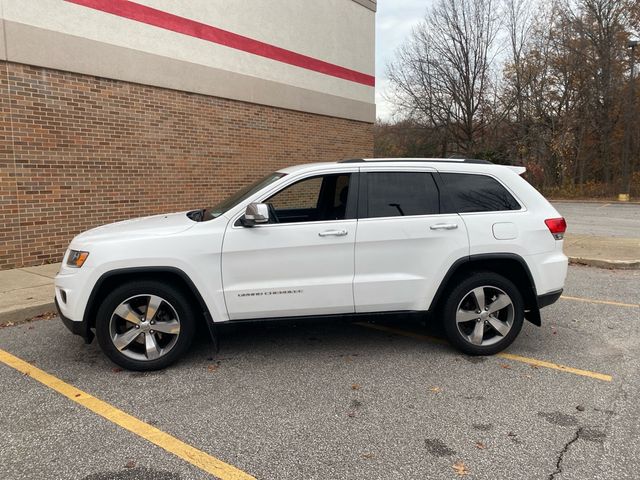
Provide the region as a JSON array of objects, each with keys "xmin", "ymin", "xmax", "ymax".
[{"xmin": 338, "ymin": 158, "xmax": 493, "ymax": 165}]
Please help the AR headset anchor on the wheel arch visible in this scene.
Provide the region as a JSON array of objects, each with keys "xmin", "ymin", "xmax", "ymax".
[
  {"xmin": 84, "ymin": 267, "xmax": 217, "ymax": 340},
  {"xmin": 429, "ymin": 253, "xmax": 541, "ymax": 326}
]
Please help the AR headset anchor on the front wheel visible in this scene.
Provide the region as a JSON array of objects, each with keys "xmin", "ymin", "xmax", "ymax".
[
  {"xmin": 442, "ymin": 272, "xmax": 524, "ymax": 355},
  {"xmin": 95, "ymin": 280, "xmax": 196, "ymax": 371}
]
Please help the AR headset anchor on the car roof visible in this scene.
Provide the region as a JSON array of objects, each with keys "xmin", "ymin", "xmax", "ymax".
[{"xmin": 277, "ymin": 158, "xmax": 525, "ymax": 176}]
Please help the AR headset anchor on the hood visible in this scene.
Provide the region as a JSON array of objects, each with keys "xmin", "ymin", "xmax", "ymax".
[{"xmin": 73, "ymin": 212, "xmax": 197, "ymax": 245}]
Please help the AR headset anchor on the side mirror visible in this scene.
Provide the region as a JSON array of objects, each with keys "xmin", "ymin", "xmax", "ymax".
[{"xmin": 242, "ymin": 202, "xmax": 270, "ymax": 226}]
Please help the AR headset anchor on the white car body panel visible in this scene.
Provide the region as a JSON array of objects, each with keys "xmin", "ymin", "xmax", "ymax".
[
  {"xmin": 222, "ymin": 219, "xmax": 356, "ymax": 319},
  {"xmin": 55, "ymin": 216, "xmax": 230, "ymax": 324},
  {"xmin": 354, "ymin": 213, "xmax": 469, "ymax": 312}
]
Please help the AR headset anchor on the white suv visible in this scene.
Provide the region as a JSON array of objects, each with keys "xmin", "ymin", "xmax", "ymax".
[{"xmin": 55, "ymin": 159, "xmax": 568, "ymax": 370}]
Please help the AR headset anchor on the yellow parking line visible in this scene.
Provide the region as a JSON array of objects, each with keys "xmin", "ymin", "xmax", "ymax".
[
  {"xmin": 496, "ymin": 353, "xmax": 612, "ymax": 381},
  {"xmin": 0, "ymin": 349, "xmax": 255, "ymax": 480},
  {"xmin": 561, "ymin": 295, "xmax": 639, "ymax": 309},
  {"xmin": 356, "ymin": 323, "xmax": 612, "ymax": 382}
]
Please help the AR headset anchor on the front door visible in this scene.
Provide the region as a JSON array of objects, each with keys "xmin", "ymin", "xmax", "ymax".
[{"xmin": 222, "ymin": 171, "xmax": 357, "ymax": 320}]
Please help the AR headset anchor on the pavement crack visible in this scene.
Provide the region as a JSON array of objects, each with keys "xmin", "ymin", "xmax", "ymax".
[{"xmin": 548, "ymin": 427, "xmax": 584, "ymax": 480}]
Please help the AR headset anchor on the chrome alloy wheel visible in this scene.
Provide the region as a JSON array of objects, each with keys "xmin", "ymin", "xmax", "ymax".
[
  {"xmin": 109, "ymin": 294, "xmax": 181, "ymax": 361},
  {"xmin": 455, "ymin": 285, "xmax": 515, "ymax": 347}
]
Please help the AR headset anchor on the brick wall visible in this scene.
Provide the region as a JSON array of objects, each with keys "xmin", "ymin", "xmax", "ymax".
[{"xmin": 0, "ymin": 61, "xmax": 373, "ymax": 270}]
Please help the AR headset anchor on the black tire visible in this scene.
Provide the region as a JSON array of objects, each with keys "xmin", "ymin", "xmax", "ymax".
[
  {"xmin": 96, "ymin": 280, "xmax": 197, "ymax": 371},
  {"xmin": 442, "ymin": 271, "xmax": 524, "ymax": 356}
]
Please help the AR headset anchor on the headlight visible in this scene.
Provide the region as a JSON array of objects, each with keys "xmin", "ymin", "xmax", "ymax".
[{"xmin": 66, "ymin": 250, "xmax": 90, "ymax": 268}]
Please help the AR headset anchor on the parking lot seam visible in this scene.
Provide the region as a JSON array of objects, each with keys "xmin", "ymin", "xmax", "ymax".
[
  {"xmin": 0, "ymin": 348, "xmax": 256, "ymax": 480},
  {"xmin": 560, "ymin": 295, "xmax": 639, "ymax": 309},
  {"xmin": 356, "ymin": 323, "xmax": 612, "ymax": 382}
]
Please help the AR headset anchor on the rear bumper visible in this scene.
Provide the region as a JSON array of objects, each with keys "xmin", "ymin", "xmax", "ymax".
[
  {"xmin": 538, "ymin": 289, "xmax": 563, "ymax": 309},
  {"xmin": 56, "ymin": 297, "xmax": 94, "ymax": 343}
]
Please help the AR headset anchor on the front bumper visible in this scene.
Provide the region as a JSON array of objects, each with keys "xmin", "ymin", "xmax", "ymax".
[{"xmin": 55, "ymin": 297, "xmax": 94, "ymax": 344}]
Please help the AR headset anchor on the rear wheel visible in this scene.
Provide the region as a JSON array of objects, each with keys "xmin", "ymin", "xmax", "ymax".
[
  {"xmin": 96, "ymin": 280, "xmax": 196, "ymax": 371},
  {"xmin": 442, "ymin": 271, "xmax": 524, "ymax": 355}
]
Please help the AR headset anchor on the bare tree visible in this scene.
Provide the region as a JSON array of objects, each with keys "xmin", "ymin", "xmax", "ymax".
[
  {"xmin": 387, "ymin": 0, "xmax": 501, "ymax": 155},
  {"xmin": 381, "ymin": 0, "xmax": 640, "ymax": 196},
  {"xmin": 568, "ymin": 0, "xmax": 631, "ymax": 184}
]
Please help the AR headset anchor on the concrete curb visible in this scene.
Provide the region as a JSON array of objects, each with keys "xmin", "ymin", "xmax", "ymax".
[
  {"xmin": 568, "ymin": 256, "xmax": 640, "ymax": 270},
  {"xmin": 0, "ymin": 302, "xmax": 56, "ymax": 327}
]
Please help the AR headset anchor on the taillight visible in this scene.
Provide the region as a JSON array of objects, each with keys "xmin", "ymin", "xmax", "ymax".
[{"xmin": 545, "ymin": 217, "xmax": 567, "ymax": 240}]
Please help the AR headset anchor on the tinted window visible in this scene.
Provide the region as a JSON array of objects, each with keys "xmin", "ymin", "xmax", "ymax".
[
  {"xmin": 366, "ymin": 172, "xmax": 439, "ymax": 218},
  {"xmin": 440, "ymin": 173, "xmax": 520, "ymax": 213}
]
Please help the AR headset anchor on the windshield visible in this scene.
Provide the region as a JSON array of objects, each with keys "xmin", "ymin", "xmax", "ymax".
[{"xmin": 203, "ymin": 172, "xmax": 286, "ymax": 219}]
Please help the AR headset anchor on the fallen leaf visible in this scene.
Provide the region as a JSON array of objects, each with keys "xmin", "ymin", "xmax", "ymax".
[
  {"xmin": 475, "ymin": 441, "xmax": 485, "ymax": 450},
  {"xmin": 30, "ymin": 311, "xmax": 56, "ymax": 321},
  {"xmin": 530, "ymin": 365, "xmax": 539, "ymax": 370},
  {"xmin": 452, "ymin": 461, "xmax": 470, "ymax": 476},
  {"xmin": 429, "ymin": 386, "xmax": 441, "ymax": 393},
  {"xmin": 112, "ymin": 367, "xmax": 123, "ymax": 373},
  {"xmin": 499, "ymin": 364, "xmax": 512, "ymax": 370},
  {"xmin": 124, "ymin": 460, "xmax": 136, "ymax": 469},
  {"xmin": 207, "ymin": 364, "xmax": 219, "ymax": 372},
  {"xmin": 74, "ymin": 393, "xmax": 81, "ymax": 398},
  {"xmin": 351, "ymin": 384, "xmax": 361, "ymax": 390},
  {"xmin": 361, "ymin": 453, "xmax": 375, "ymax": 459},
  {"xmin": 576, "ymin": 405, "xmax": 585, "ymax": 412}
]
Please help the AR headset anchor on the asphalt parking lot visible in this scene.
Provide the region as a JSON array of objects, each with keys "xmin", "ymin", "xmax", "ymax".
[
  {"xmin": 1, "ymin": 265, "xmax": 639, "ymax": 480},
  {"xmin": 553, "ymin": 201, "xmax": 640, "ymax": 238}
]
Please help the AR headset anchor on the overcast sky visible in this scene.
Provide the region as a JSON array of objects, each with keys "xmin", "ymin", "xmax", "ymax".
[{"xmin": 375, "ymin": 1, "xmax": 432, "ymax": 121}]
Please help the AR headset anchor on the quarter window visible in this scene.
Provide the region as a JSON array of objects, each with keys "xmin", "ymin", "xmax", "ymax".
[
  {"xmin": 365, "ymin": 172, "xmax": 439, "ymax": 218},
  {"xmin": 440, "ymin": 173, "xmax": 521, "ymax": 213}
]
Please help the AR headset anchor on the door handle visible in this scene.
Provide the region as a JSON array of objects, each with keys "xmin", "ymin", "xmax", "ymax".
[
  {"xmin": 318, "ymin": 229, "xmax": 348, "ymax": 237},
  {"xmin": 430, "ymin": 223, "xmax": 459, "ymax": 230}
]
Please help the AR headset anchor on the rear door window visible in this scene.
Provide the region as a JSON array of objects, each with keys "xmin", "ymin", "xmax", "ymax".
[
  {"xmin": 364, "ymin": 172, "xmax": 439, "ymax": 218},
  {"xmin": 440, "ymin": 173, "xmax": 521, "ymax": 213}
]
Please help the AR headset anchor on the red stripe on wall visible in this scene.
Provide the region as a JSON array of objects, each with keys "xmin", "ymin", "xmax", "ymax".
[{"xmin": 64, "ymin": 0, "xmax": 375, "ymax": 87}]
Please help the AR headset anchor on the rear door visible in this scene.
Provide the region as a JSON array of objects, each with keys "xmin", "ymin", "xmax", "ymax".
[{"xmin": 353, "ymin": 166, "xmax": 469, "ymax": 313}]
